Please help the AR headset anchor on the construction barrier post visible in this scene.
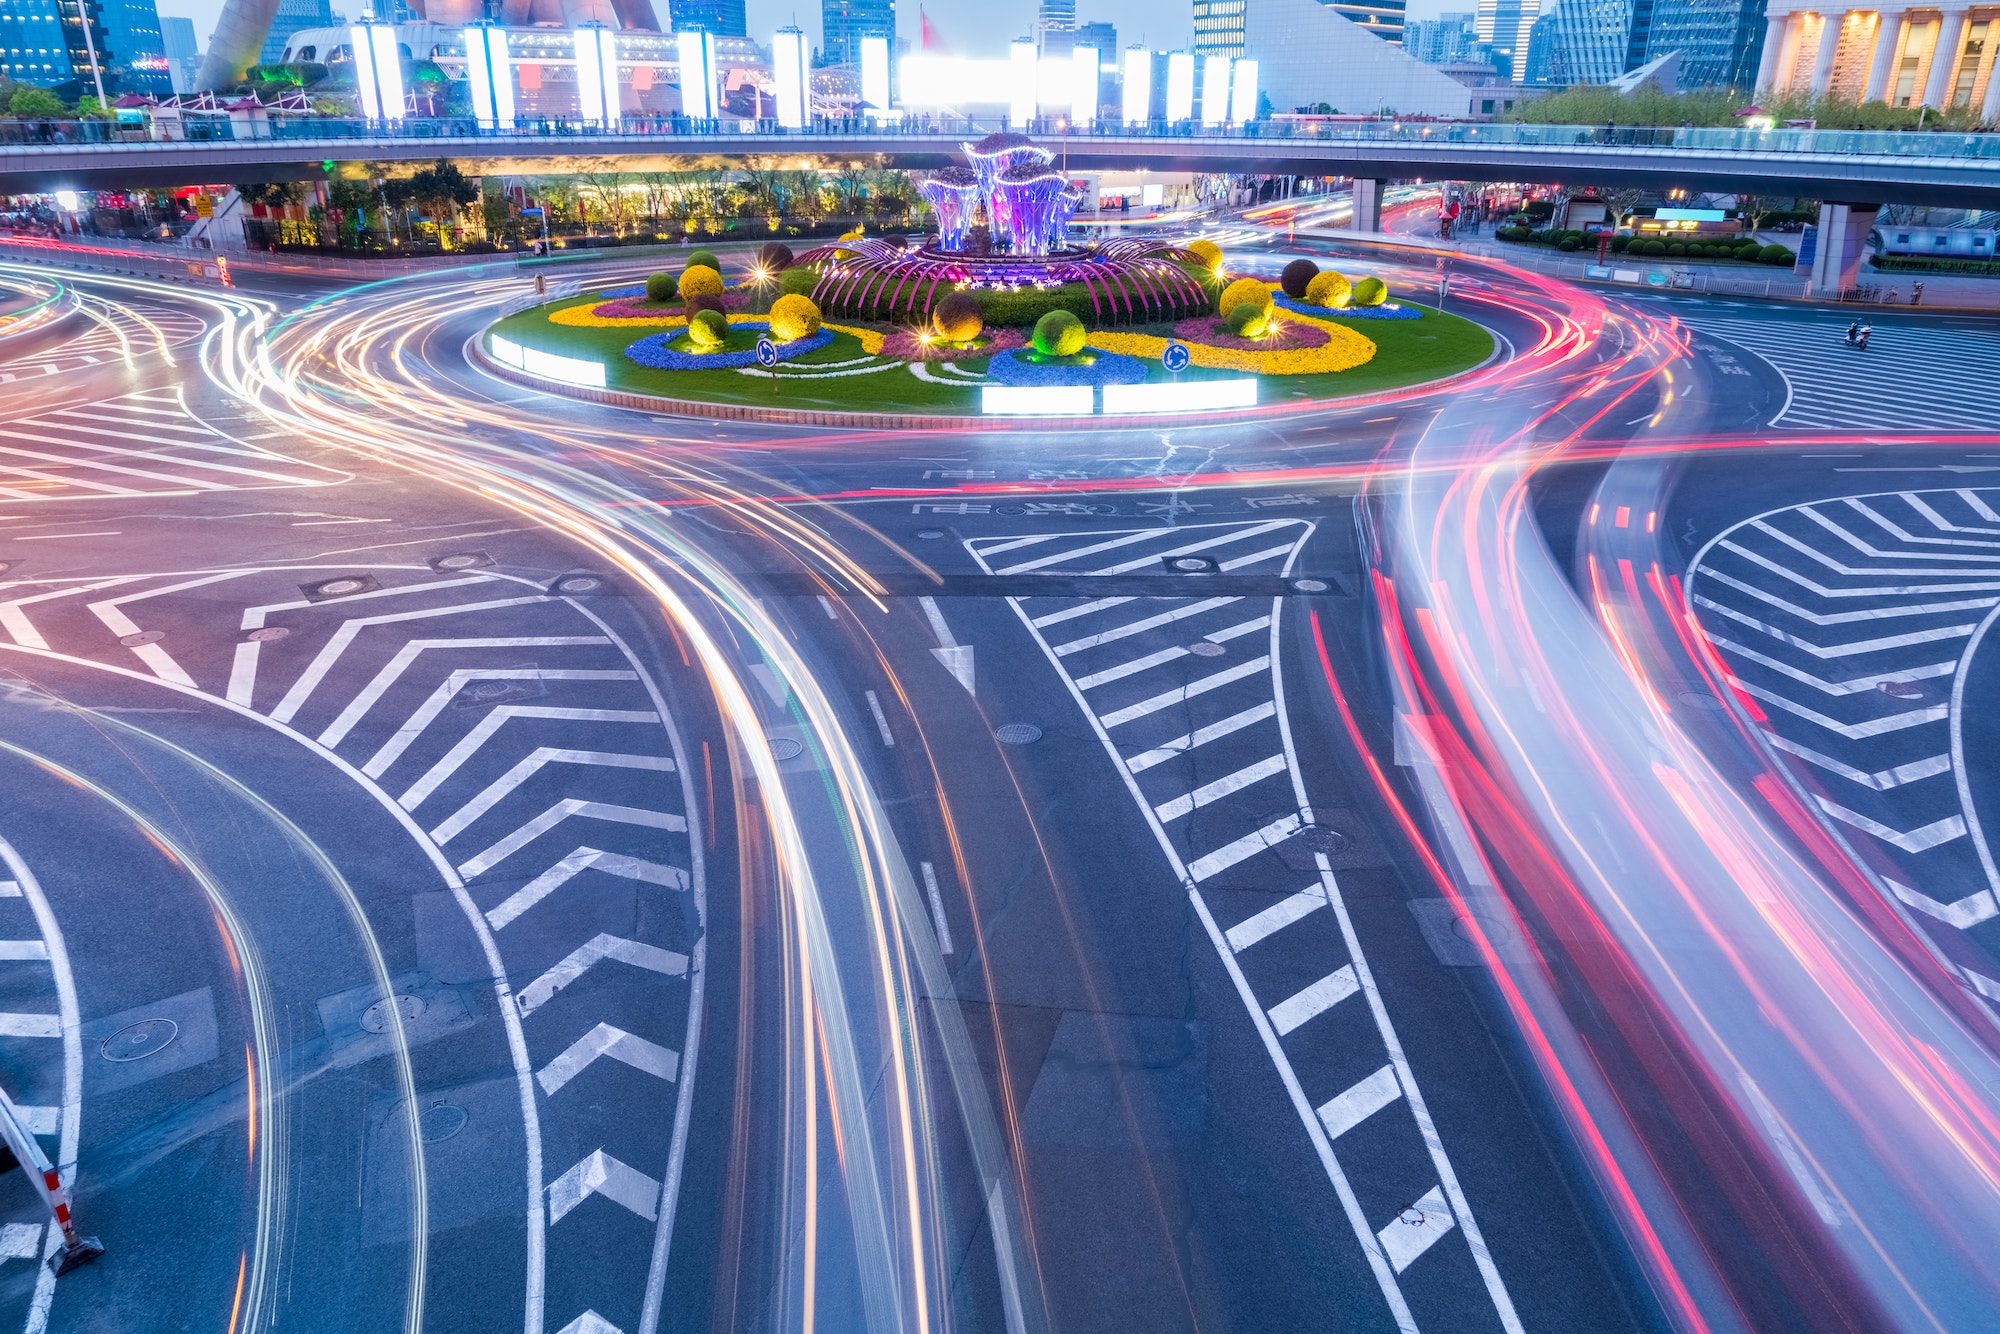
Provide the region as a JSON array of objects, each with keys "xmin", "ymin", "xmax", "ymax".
[{"xmin": 0, "ymin": 1086, "xmax": 102, "ymax": 1276}]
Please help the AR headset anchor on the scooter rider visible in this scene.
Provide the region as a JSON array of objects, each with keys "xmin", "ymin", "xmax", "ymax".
[
  {"xmin": 1857, "ymin": 321, "xmax": 1873, "ymax": 350},
  {"xmin": 1846, "ymin": 320, "xmax": 1861, "ymax": 346}
]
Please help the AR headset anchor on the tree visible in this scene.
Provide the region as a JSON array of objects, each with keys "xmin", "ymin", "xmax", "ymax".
[
  {"xmin": 9, "ymin": 87, "xmax": 65, "ymax": 119},
  {"xmin": 75, "ymin": 95, "xmax": 112, "ymax": 119},
  {"xmin": 1735, "ymin": 194, "xmax": 1791, "ymax": 231},
  {"xmin": 407, "ymin": 158, "xmax": 478, "ymax": 226}
]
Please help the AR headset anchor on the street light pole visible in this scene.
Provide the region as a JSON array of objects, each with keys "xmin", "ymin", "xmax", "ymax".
[{"xmin": 72, "ymin": 0, "xmax": 106, "ymax": 109}]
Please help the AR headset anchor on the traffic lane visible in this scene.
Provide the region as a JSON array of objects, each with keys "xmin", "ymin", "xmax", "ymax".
[{"xmin": 0, "ymin": 682, "xmax": 444, "ymax": 1333}]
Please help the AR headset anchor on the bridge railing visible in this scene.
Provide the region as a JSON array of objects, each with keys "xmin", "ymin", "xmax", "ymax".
[{"xmin": 5, "ymin": 115, "xmax": 2000, "ymax": 163}]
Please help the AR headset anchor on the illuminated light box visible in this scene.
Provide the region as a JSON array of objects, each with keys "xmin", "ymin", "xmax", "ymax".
[
  {"xmin": 1165, "ymin": 52, "xmax": 1195, "ymax": 123},
  {"xmin": 1102, "ymin": 378, "xmax": 1256, "ymax": 414},
  {"xmin": 982, "ymin": 385, "xmax": 1094, "ymax": 415},
  {"xmin": 351, "ymin": 22, "xmax": 406, "ymax": 121},
  {"xmin": 464, "ymin": 25, "xmax": 513, "ymax": 128},
  {"xmin": 1069, "ymin": 46, "xmax": 1098, "ymax": 126},
  {"xmin": 899, "ymin": 54, "xmax": 1015, "ymax": 106},
  {"xmin": 772, "ymin": 27, "xmax": 809, "ymax": 128},
  {"xmin": 1202, "ymin": 54, "xmax": 1231, "ymax": 126},
  {"xmin": 1009, "ymin": 38, "xmax": 1038, "ymax": 124},
  {"xmin": 1121, "ymin": 48, "xmax": 1150, "ymax": 124},
  {"xmin": 1229, "ymin": 59, "xmax": 1257, "ymax": 124},
  {"xmin": 573, "ymin": 25, "xmax": 619, "ymax": 127},
  {"xmin": 860, "ymin": 35, "xmax": 891, "ymax": 115},
  {"xmin": 677, "ymin": 29, "xmax": 719, "ymax": 120},
  {"xmin": 521, "ymin": 345, "xmax": 606, "ymax": 387}
]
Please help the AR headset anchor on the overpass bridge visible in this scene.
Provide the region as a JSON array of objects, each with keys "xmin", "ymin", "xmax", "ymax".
[{"xmin": 4, "ymin": 117, "xmax": 2000, "ymax": 210}]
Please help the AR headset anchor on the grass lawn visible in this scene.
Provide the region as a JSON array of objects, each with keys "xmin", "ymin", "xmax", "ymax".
[{"xmin": 489, "ymin": 295, "xmax": 1494, "ymax": 414}]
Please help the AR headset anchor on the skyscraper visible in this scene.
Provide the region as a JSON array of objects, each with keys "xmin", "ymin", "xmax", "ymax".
[
  {"xmin": 1641, "ymin": 0, "xmax": 1762, "ymax": 90},
  {"xmin": 822, "ymin": 0, "xmax": 893, "ymax": 65},
  {"xmin": 1324, "ymin": 0, "xmax": 1404, "ymax": 44},
  {"xmin": 1522, "ymin": 9, "xmax": 1558, "ymax": 81},
  {"xmin": 256, "ymin": 0, "xmax": 331, "ymax": 67},
  {"xmin": 1037, "ymin": 0, "xmax": 1075, "ymax": 38},
  {"xmin": 100, "ymin": 0, "xmax": 167, "ymax": 93},
  {"xmin": 1075, "ymin": 19, "xmax": 1114, "ymax": 54},
  {"xmin": 671, "ymin": 0, "xmax": 748, "ymax": 38},
  {"xmin": 160, "ymin": 12, "xmax": 197, "ymax": 90},
  {"xmin": 0, "ymin": 0, "xmax": 111, "ymax": 93},
  {"xmin": 1476, "ymin": 0, "xmax": 1538, "ymax": 80},
  {"xmin": 1192, "ymin": 0, "xmax": 1246, "ymax": 57},
  {"xmin": 1405, "ymin": 11, "xmax": 1479, "ymax": 62}
]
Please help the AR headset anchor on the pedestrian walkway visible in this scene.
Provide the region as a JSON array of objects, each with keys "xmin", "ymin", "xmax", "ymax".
[{"xmin": 1686, "ymin": 313, "xmax": 2000, "ymax": 430}]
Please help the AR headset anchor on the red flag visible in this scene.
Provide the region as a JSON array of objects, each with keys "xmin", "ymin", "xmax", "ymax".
[{"xmin": 921, "ymin": 7, "xmax": 954, "ymax": 54}]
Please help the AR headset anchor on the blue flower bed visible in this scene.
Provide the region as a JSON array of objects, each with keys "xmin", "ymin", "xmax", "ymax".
[
  {"xmin": 986, "ymin": 347, "xmax": 1148, "ymax": 387},
  {"xmin": 1273, "ymin": 294, "xmax": 1421, "ymax": 321},
  {"xmin": 624, "ymin": 320, "xmax": 834, "ymax": 371}
]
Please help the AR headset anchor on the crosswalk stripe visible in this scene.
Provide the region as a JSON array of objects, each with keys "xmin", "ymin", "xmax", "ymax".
[
  {"xmin": 1225, "ymin": 885, "xmax": 1327, "ymax": 952},
  {"xmin": 1052, "ymin": 597, "xmax": 1241, "ymax": 654},
  {"xmin": 1691, "ymin": 316, "xmax": 2000, "ymax": 429},
  {"xmin": 1318, "ymin": 1064, "xmax": 1402, "ymax": 1139},
  {"xmin": 1126, "ymin": 701, "xmax": 1277, "ymax": 773},
  {"xmin": 1073, "ymin": 644, "xmax": 1189, "ymax": 690},
  {"xmin": 1155, "ymin": 753, "xmax": 1290, "ymax": 822},
  {"xmin": 1187, "ymin": 813, "xmax": 1303, "ymax": 882},
  {"xmin": 1268, "ymin": 965, "xmax": 1360, "ymax": 1035},
  {"xmin": 1378, "ymin": 1186, "xmax": 1458, "ymax": 1274},
  {"xmin": 1100, "ymin": 657, "xmax": 1271, "ymax": 728}
]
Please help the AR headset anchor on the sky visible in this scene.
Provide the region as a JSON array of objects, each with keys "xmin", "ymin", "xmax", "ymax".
[{"xmin": 156, "ymin": 0, "xmax": 1455, "ymax": 63}]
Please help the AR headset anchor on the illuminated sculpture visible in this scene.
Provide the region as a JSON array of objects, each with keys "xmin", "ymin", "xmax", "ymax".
[
  {"xmin": 916, "ymin": 168, "xmax": 981, "ymax": 253},
  {"xmin": 795, "ymin": 133, "xmax": 1208, "ymax": 324}
]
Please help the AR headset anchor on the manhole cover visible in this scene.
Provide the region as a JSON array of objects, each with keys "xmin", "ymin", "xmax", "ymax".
[
  {"xmin": 1294, "ymin": 824, "xmax": 1350, "ymax": 854},
  {"xmin": 1449, "ymin": 915, "xmax": 1484, "ymax": 942},
  {"xmin": 1167, "ymin": 556, "xmax": 1217, "ymax": 573},
  {"xmin": 360, "ymin": 995, "xmax": 424, "ymax": 1034},
  {"xmin": 1292, "ymin": 578, "xmax": 1330, "ymax": 593},
  {"xmin": 465, "ymin": 679, "xmax": 524, "ymax": 702},
  {"xmin": 100, "ymin": 1018, "xmax": 178, "ymax": 1062},
  {"xmin": 1879, "ymin": 680, "xmax": 1926, "ymax": 700},
  {"xmin": 914, "ymin": 529, "xmax": 946, "ymax": 540},
  {"xmin": 418, "ymin": 1102, "xmax": 467, "ymax": 1143},
  {"xmin": 995, "ymin": 723, "xmax": 1043, "ymax": 745},
  {"xmin": 552, "ymin": 574, "xmax": 604, "ymax": 595},
  {"xmin": 430, "ymin": 552, "xmax": 492, "ymax": 572},
  {"xmin": 1189, "ymin": 642, "xmax": 1226, "ymax": 657},
  {"xmin": 118, "ymin": 630, "xmax": 164, "ymax": 647},
  {"xmin": 311, "ymin": 577, "xmax": 371, "ymax": 598},
  {"xmin": 245, "ymin": 627, "xmax": 289, "ymax": 643},
  {"xmin": 1398, "ymin": 1208, "xmax": 1428, "ymax": 1226},
  {"xmin": 996, "ymin": 506, "xmax": 1026, "ymax": 515},
  {"xmin": 767, "ymin": 736, "xmax": 805, "ymax": 760}
]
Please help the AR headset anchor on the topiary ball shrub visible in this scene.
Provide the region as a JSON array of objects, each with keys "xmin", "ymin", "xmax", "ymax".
[
  {"xmin": 1186, "ymin": 238, "xmax": 1222, "ymax": 272},
  {"xmin": 1558, "ymin": 237, "xmax": 1582, "ymax": 251},
  {"xmin": 932, "ymin": 291, "xmax": 984, "ymax": 342},
  {"xmin": 1280, "ymin": 258, "xmax": 1320, "ymax": 299},
  {"xmin": 645, "ymin": 271, "xmax": 677, "ymax": 302},
  {"xmin": 685, "ymin": 292, "xmax": 725, "ymax": 320},
  {"xmin": 1759, "ymin": 244, "xmax": 1794, "ymax": 265},
  {"xmin": 1227, "ymin": 302, "xmax": 1270, "ymax": 338},
  {"xmin": 756, "ymin": 241, "xmax": 794, "ymax": 274},
  {"xmin": 685, "ymin": 248, "xmax": 721, "ymax": 271},
  {"xmin": 687, "ymin": 308, "xmax": 729, "ymax": 349},
  {"xmin": 1351, "ymin": 276, "xmax": 1387, "ymax": 307},
  {"xmin": 1219, "ymin": 276, "xmax": 1274, "ymax": 321},
  {"xmin": 1666, "ymin": 242, "xmax": 1686, "ymax": 257},
  {"xmin": 1610, "ymin": 235, "xmax": 1631, "ymax": 252},
  {"xmin": 1032, "ymin": 309, "xmax": 1086, "ymax": 357},
  {"xmin": 1305, "ymin": 270, "xmax": 1351, "ymax": 308},
  {"xmin": 679, "ymin": 264, "xmax": 724, "ymax": 300},
  {"xmin": 1643, "ymin": 239, "xmax": 1670, "ymax": 256},
  {"xmin": 769, "ymin": 293, "xmax": 822, "ymax": 342},
  {"xmin": 778, "ymin": 266, "xmax": 820, "ymax": 297}
]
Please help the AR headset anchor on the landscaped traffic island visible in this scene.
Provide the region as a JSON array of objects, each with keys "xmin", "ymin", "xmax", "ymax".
[{"xmin": 482, "ymin": 135, "xmax": 1495, "ymax": 420}]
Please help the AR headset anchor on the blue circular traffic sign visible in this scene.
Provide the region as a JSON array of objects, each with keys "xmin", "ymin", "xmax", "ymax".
[
  {"xmin": 756, "ymin": 336, "xmax": 778, "ymax": 368},
  {"xmin": 1162, "ymin": 341, "xmax": 1191, "ymax": 373}
]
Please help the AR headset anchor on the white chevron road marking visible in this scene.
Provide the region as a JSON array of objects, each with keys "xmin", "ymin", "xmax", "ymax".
[
  {"xmin": 536, "ymin": 1022, "xmax": 680, "ymax": 1096},
  {"xmin": 396, "ymin": 706, "xmax": 660, "ymax": 807},
  {"xmin": 457, "ymin": 801, "xmax": 687, "ymax": 878},
  {"xmin": 486, "ymin": 847, "xmax": 689, "ymax": 932},
  {"xmin": 553, "ymin": 1313, "xmax": 624, "ymax": 1334},
  {"xmin": 1886, "ymin": 878, "xmax": 2000, "ymax": 928},
  {"xmin": 430, "ymin": 750, "xmax": 677, "ymax": 844},
  {"xmin": 546, "ymin": 1149, "xmax": 659, "ymax": 1225},
  {"xmin": 318, "ymin": 635, "xmax": 612, "ymax": 748},
  {"xmin": 516, "ymin": 934, "xmax": 689, "ymax": 1018}
]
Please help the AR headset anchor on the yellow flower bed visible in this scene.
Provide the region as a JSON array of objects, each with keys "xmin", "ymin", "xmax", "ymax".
[
  {"xmin": 1087, "ymin": 307, "xmax": 1376, "ymax": 375},
  {"xmin": 548, "ymin": 301, "xmax": 884, "ymax": 353}
]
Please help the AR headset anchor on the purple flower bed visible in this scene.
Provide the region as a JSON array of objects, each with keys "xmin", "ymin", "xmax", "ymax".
[
  {"xmin": 624, "ymin": 320, "xmax": 835, "ymax": 371},
  {"xmin": 985, "ymin": 347, "xmax": 1148, "ymax": 387},
  {"xmin": 1172, "ymin": 315, "xmax": 1331, "ymax": 351},
  {"xmin": 1273, "ymin": 294, "xmax": 1422, "ymax": 321}
]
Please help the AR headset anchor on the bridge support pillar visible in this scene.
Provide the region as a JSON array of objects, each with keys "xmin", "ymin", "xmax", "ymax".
[
  {"xmin": 1807, "ymin": 202, "xmax": 1879, "ymax": 298},
  {"xmin": 1351, "ymin": 178, "xmax": 1384, "ymax": 233}
]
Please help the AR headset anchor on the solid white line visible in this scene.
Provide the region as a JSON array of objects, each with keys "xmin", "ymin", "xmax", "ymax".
[
  {"xmin": 1074, "ymin": 644, "xmax": 1189, "ymax": 690},
  {"xmin": 430, "ymin": 749, "xmax": 676, "ymax": 844},
  {"xmin": 318, "ymin": 636, "xmax": 611, "ymax": 748},
  {"xmin": 920, "ymin": 861, "xmax": 954, "ymax": 955},
  {"xmin": 1154, "ymin": 753, "xmax": 1290, "ymax": 823},
  {"xmin": 1125, "ymin": 701, "xmax": 1277, "ymax": 773},
  {"xmin": 863, "ymin": 690, "xmax": 895, "ymax": 747},
  {"xmin": 458, "ymin": 800, "xmax": 688, "ymax": 879},
  {"xmin": 395, "ymin": 702, "xmax": 662, "ymax": 810},
  {"xmin": 1268, "ymin": 965, "xmax": 1359, "ymax": 1035},
  {"xmin": 486, "ymin": 847, "xmax": 688, "ymax": 932},
  {"xmin": 1187, "ymin": 813, "xmax": 1302, "ymax": 882},
  {"xmin": 1099, "ymin": 657, "xmax": 1270, "ymax": 728},
  {"xmin": 367, "ymin": 674, "xmax": 642, "ymax": 780},
  {"xmin": 1225, "ymin": 885, "xmax": 1327, "ymax": 953},
  {"xmin": 269, "ymin": 595, "xmax": 553, "ymax": 725},
  {"xmin": 1051, "ymin": 597, "xmax": 1240, "ymax": 655}
]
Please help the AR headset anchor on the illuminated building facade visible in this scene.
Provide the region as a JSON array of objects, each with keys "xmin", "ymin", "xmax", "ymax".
[
  {"xmin": 1750, "ymin": 0, "xmax": 1997, "ymax": 107},
  {"xmin": 0, "ymin": 0, "xmax": 111, "ymax": 93},
  {"xmin": 822, "ymin": 0, "xmax": 893, "ymax": 66}
]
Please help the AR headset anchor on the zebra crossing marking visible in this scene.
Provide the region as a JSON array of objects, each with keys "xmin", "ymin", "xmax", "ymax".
[{"xmin": 1690, "ymin": 316, "xmax": 2000, "ymax": 430}]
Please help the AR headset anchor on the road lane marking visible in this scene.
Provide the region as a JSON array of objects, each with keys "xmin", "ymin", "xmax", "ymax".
[
  {"xmin": 516, "ymin": 935, "xmax": 689, "ymax": 1018},
  {"xmin": 1225, "ymin": 885, "xmax": 1327, "ymax": 953},
  {"xmin": 1317, "ymin": 1065, "xmax": 1402, "ymax": 1138},
  {"xmin": 920, "ymin": 861, "xmax": 953, "ymax": 955},
  {"xmin": 486, "ymin": 847, "xmax": 688, "ymax": 932},
  {"xmin": 536, "ymin": 1022, "xmax": 680, "ymax": 1096},
  {"xmin": 1268, "ymin": 965, "xmax": 1360, "ymax": 1035}
]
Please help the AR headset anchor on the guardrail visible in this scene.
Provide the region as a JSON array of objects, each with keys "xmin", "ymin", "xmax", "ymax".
[{"xmin": 4, "ymin": 116, "xmax": 2000, "ymax": 163}]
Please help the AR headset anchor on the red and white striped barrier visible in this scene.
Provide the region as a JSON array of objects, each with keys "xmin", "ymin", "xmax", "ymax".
[{"xmin": 0, "ymin": 1085, "xmax": 101, "ymax": 1276}]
